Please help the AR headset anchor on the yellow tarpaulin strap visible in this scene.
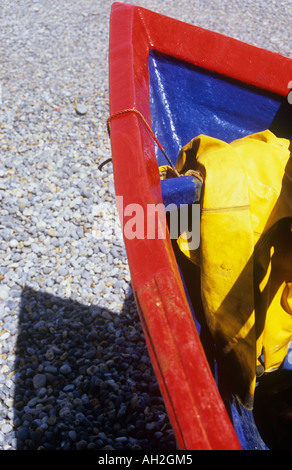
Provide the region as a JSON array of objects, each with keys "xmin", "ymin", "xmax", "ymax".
[{"xmin": 166, "ymin": 130, "xmax": 292, "ymax": 409}]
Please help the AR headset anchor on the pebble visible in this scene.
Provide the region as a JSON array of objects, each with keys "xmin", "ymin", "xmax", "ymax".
[
  {"xmin": 2, "ymin": 424, "xmax": 13, "ymax": 434},
  {"xmin": 0, "ymin": 0, "xmax": 290, "ymax": 452},
  {"xmin": 32, "ymin": 374, "xmax": 46, "ymax": 389},
  {"xmin": 0, "ymin": 286, "xmax": 9, "ymax": 300},
  {"xmin": 75, "ymin": 104, "xmax": 88, "ymax": 116},
  {"xmin": 60, "ymin": 364, "xmax": 72, "ymax": 375},
  {"xmin": 76, "ymin": 440, "xmax": 88, "ymax": 450},
  {"xmin": 69, "ymin": 430, "xmax": 77, "ymax": 441},
  {"xmin": 9, "ymin": 239, "xmax": 19, "ymax": 249}
]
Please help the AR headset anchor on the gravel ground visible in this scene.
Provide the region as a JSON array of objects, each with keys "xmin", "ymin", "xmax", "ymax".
[{"xmin": 0, "ymin": 0, "xmax": 291, "ymax": 451}]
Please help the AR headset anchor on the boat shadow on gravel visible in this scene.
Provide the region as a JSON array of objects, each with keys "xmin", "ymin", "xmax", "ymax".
[
  {"xmin": 13, "ymin": 286, "xmax": 292, "ymax": 451},
  {"xmin": 13, "ymin": 286, "xmax": 177, "ymax": 450}
]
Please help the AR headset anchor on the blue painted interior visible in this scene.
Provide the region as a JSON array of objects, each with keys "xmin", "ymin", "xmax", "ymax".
[
  {"xmin": 149, "ymin": 50, "xmax": 292, "ymax": 450},
  {"xmin": 149, "ymin": 51, "xmax": 292, "ymax": 167}
]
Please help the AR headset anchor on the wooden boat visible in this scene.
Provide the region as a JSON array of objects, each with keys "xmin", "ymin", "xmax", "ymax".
[{"xmin": 108, "ymin": 2, "xmax": 292, "ymax": 450}]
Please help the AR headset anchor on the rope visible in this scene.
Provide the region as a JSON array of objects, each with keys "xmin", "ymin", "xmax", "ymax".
[
  {"xmin": 107, "ymin": 108, "xmax": 179, "ymax": 176},
  {"xmin": 184, "ymin": 169, "xmax": 204, "ymax": 184},
  {"xmin": 98, "ymin": 158, "xmax": 112, "ymax": 171}
]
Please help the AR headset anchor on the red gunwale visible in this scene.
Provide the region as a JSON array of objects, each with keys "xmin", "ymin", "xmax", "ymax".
[{"xmin": 108, "ymin": 2, "xmax": 292, "ymax": 450}]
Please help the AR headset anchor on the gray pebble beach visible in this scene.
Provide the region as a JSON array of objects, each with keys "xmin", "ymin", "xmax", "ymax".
[{"xmin": 0, "ymin": 0, "xmax": 291, "ymax": 450}]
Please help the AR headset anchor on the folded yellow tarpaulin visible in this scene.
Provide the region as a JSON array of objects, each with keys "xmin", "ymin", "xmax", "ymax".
[{"xmin": 162, "ymin": 130, "xmax": 292, "ymax": 409}]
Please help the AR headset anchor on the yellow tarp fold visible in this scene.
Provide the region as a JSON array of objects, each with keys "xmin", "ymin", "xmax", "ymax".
[{"xmin": 164, "ymin": 130, "xmax": 292, "ymax": 409}]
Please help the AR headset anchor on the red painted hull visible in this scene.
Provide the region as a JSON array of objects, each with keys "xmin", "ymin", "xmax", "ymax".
[{"xmin": 108, "ymin": 2, "xmax": 292, "ymax": 450}]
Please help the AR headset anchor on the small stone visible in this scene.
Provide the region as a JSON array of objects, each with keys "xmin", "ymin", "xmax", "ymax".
[
  {"xmin": 27, "ymin": 397, "xmax": 38, "ymax": 407},
  {"xmin": 43, "ymin": 266, "xmax": 52, "ymax": 275},
  {"xmin": 130, "ymin": 393, "xmax": 139, "ymax": 410},
  {"xmin": 1, "ymin": 229, "xmax": 12, "ymax": 241},
  {"xmin": 80, "ymin": 188, "xmax": 91, "ymax": 198},
  {"xmin": 47, "ymin": 416, "xmax": 57, "ymax": 426},
  {"xmin": 33, "ymin": 374, "xmax": 46, "ymax": 389},
  {"xmin": 45, "ymin": 349, "xmax": 55, "ymax": 361},
  {"xmin": 86, "ymin": 365, "xmax": 99, "ymax": 376},
  {"xmin": 47, "ymin": 228, "xmax": 58, "ymax": 237},
  {"xmin": 37, "ymin": 387, "xmax": 47, "ymax": 398},
  {"xmin": 117, "ymin": 404, "xmax": 127, "ymax": 419},
  {"xmin": 36, "ymin": 221, "xmax": 47, "ymax": 228},
  {"xmin": 97, "ymin": 431, "xmax": 107, "ymax": 442},
  {"xmin": 103, "ymin": 445, "xmax": 114, "ymax": 450},
  {"xmin": 75, "ymin": 104, "xmax": 88, "ymax": 115},
  {"xmin": 87, "ymin": 443, "xmax": 96, "ymax": 450},
  {"xmin": 0, "ymin": 331, "xmax": 10, "ymax": 340},
  {"xmin": 17, "ymin": 427, "xmax": 30, "ymax": 441},
  {"xmin": 0, "ymin": 286, "xmax": 9, "ymax": 300},
  {"xmin": 145, "ymin": 422, "xmax": 156, "ymax": 431},
  {"xmin": 58, "ymin": 266, "xmax": 68, "ymax": 276},
  {"xmin": 59, "ymin": 407, "xmax": 71, "ymax": 418},
  {"xmin": 63, "ymin": 384, "xmax": 75, "ymax": 392},
  {"xmin": 44, "ymin": 365, "xmax": 58, "ymax": 375},
  {"xmin": 60, "ymin": 364, "xmax": 72, "ymax": 375},
  {"xmin": 69, "ymin": 430, "xmax": 77, "ymax": 441},
  {"xmin": 76, "ymin": 439, "xmax": 88, "ymax": 450},
  {"xmin": 23, "ymin": 207, "xmax": 33, "ymax": 216},
  {"xmin": 9, "ymin": 239, "xmax": 18, "ymax": 248},
  {"xmin": 115, "ymin": 436, "xmax": 128, "ymax": 444},
  {"xmin": 2, "ymin": 423, "xmax": 13, "ymax": 434}
]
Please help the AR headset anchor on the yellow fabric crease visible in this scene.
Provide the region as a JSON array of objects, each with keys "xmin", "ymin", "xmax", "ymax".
[{"xmin": 168, "ymin": 130, "xmax": 292, "ymax": 409}]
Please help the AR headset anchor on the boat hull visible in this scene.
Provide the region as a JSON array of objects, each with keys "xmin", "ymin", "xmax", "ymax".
[{"xmin": 108, "ymin": 2, "xmax": 292, "ymax": 450}]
